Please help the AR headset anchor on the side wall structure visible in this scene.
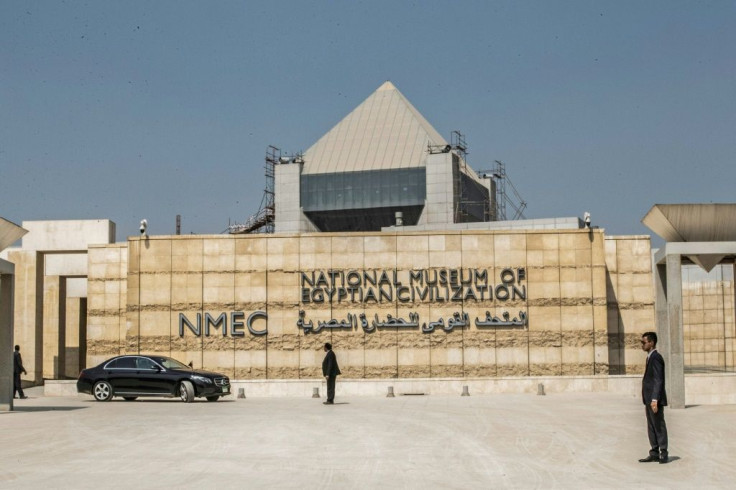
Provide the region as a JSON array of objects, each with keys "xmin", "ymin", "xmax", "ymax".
[
  {"xmin": 682, "ymin": 265, "xmax": 735, "ymax": 372},
  {"xmin": 3, "ymin": 219, "xmax": 115, "ymax": 382},
  {"xmin": 603, "ymin": 236, "xmax": 655, "ymax": 374},
  {"xmin": 87, "ymin": 230, "xmax": 653, "ymax": 378},
  {"xmin": 87, "ymin": 244, "xmax": 128, "ymax": 368}
]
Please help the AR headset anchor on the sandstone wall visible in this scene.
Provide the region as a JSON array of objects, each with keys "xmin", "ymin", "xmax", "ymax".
[
  {"xmin": 87, "ymin": 244, "xmax": 127, "ymax": 368},
  {"xmin": 8, "ymin": 250, "xmax": 43, "ymax": 382},
  {"xmin": 682, "ymin": 267, "xmax": 735, "ymax": 372},
  {"xmin": 87, "ymin": 230, "xmax": 653, "ymax": 379},
  {"xmin": 603, "ymin": 236, "xmax": 654, "ymax": 375}
]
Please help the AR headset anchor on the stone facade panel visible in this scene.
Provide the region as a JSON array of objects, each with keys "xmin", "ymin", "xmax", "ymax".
[{"xmin": 73, "ymin": 230, "xmax": 668, "ymax": 378}]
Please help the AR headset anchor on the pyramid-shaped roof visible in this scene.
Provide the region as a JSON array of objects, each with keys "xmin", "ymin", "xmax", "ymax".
[{"xmin": 302, "ymin": 81, "xmax": 447, "ymax": 175}]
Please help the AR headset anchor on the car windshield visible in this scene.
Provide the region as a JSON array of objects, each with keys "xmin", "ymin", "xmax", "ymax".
[{"xmin": 151, "ymin": 357, "xmax": 191, "ymax": 370}]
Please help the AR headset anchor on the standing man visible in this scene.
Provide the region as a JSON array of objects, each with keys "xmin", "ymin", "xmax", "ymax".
[
  {"xmin": 321, "ymin": 343, "xmax": 341, "ymax": 405},
  {"xmin": 639, "ymin": 332, "xmax": 668, "ymax": 464},
  {"xmin": 13, "ymin": 345, "xmax": 28, "ymax": 399}
]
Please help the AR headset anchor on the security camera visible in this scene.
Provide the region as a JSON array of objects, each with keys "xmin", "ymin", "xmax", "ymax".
[
  {"xmin": 139, "ymin": 219, "xmax": 148, "ymax": 235},
  {"xmin": 583, "ymin": 212, "xmax": 591, "ymax": 228}
]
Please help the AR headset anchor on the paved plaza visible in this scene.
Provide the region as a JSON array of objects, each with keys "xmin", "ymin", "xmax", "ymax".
[{"xmin": 1, "ymin": 387, "xmax": 735, "ymax": 489}]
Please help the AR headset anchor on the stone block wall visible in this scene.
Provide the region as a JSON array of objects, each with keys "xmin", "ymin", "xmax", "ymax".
[
  {"xmin": 682, "ymin": 266, "xmax": 735, "ymax": 372},
  {"xmin": 86, "ymin": 229, "xmax": 652, "ymax": 379},
  {"xmin": 4, "ymin": 219, "xmax": 116, "ymax": 383},
  {"xmin": 603, "ymin": 236, "xmax": 654, "ymax": 374},
  {"xmin": 64, "ymin": 297, "xmax": 85, "ymax": 377},
  {"xmin": 7, "ymin": 250, "xmax": 42, "ymax": 382},
  {"xmin": 87, "ymin": 244, "xmax": 127, "ymax": 368}
]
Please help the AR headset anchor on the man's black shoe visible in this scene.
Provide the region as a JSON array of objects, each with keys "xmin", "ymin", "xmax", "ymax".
[
  {"xmin": 19, "ymin": 396, "xmax": 28, "ymax": 399},
  {"xmin": 323, "ymin": 401, "xmax": 334, "ymax": 405},
  {"xmin": 638, "ymin": 455, "xmax": 658, "ymax": 463},
  {"xmin": 659, "ymin": 456, "xmax": 669, "ymax": 464}
]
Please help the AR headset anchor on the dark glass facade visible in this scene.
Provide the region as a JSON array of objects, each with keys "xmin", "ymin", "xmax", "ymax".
[
  {"xmin": 301, "ymin": 168, "xmax": 426, "ymax": 231},
  {"xmin": 301, "ymin": 168, "xmax": 426, "ymax": 212},
  {"xmin": 457, "ymin": 172, "xmax": 493, "ymax": 222}
]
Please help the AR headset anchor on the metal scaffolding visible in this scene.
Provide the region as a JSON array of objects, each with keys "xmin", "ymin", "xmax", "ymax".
[
  {"xmin": 226, "ymin": 146, "xmax": 278, "ymax": 234},
  {"xmin": 490, "ymin": 160, "xmax": 527, "ymax": 221}
]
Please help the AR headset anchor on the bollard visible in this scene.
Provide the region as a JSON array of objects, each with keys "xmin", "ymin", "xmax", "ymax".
[
  {"xmin": 461, "ymin": 385, "xmax": 470, "ymax": 396},
  {"xmin": 537, "ymin": 383, "xmax": 545, "ymax": 396},
  {"xmin": 237, "ymin": 388, "xmax": 246, "ymax": 399},
  {"xmin": 312, "ymin": 387, "xmax": 320, "ymax": 398},
  {"xmin": 387, "ymin": 386, "xmax": 395, "ymax": 398}
]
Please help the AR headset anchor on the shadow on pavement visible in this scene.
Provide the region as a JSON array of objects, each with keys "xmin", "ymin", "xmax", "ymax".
[
  {"xmin": 77, "ymin": 398, "xmax": 236, "ymax": 404},
  {"xmin": 2, "ymin": 406, "xmax": 87, "ymax": 413}
]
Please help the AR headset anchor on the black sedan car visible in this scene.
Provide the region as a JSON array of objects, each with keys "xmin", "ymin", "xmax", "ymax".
[{"xmin": 77, "ymin": 355, "xmax": 231, "ymax": 402}]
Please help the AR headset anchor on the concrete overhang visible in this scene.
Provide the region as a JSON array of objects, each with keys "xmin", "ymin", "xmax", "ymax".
[
  {"xmin": 643, "ymin": 204, "xmax": 736, "ymax": 272},
  {"xmin": 642, "ymin": 204, "xmax": 736, "ymax": 242},
  {"xmin": 0, "ymin": 217, "xmax": 28, "ymax": 253},
  {"xmin": 0, "ymin": 258, "xmax": 14, "ymax": 274},
  {"xmin": 653, "ymin": 242, "xmax": 736, "ymax": 267}
]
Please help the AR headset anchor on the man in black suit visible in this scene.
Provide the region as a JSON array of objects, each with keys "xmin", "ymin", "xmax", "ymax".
[
  {"xmin": 322, "ymin": 343, "xmax": 341, "ymax": 405},
  {"xmin": 13, "ymin": 345, "xmax": 28, "ymax": 399},
  {"xmin": 639, "ymin": 332, "xmax": 668, "ymax": 464}
]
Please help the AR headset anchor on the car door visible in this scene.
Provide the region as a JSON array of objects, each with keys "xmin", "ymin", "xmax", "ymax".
[
  {"xmin": 135, "ymin": 357, "xmax": 168, "ymax": 394},
  {"xmin": 106, "ymin": 356, "xmax": 137, "ymax": 394}
]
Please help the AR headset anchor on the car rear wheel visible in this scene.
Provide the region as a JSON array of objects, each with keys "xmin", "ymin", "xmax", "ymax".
[
  {"xmin": 179, "ymin": 380, "xmax": 195, "ymax": 403},
  {"xmin": 93, "ymin": 381, "xmax": 113, "ymax": 402},
  {"xmin": 123, "ymin": 397, "xmax": 138, "ymax": 401},
  {"xmin": 206, "ymin": 396, "xmax": 219, "ymax": 402}
]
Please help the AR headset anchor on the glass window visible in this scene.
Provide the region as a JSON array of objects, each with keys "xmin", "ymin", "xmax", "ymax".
[
  {"xmin": 301, "ymin": 168, "xmax": 426, "ymax": 212},
  {"xmin": 136, "ymin": 357, "xmax": 159, "ymax": 370},
  {"xmin": 107, "ymin": 357, "xmax": 135, "ymax": 369},
  {"xmin": 153, "ymin": 357, "xmax": 190, "ymax": 370},
  {"xmin": 117, "ymin": 357, "xmax": 136, "ymax": 369}
]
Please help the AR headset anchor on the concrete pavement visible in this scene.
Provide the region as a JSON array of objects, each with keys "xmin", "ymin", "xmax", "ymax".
[{"xmin": 1, "ymin": 386, "xmax": 735, "ymax": 489}]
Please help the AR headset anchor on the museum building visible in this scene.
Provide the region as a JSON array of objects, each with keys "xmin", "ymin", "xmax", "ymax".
[{"xmin": 2, "ymin": 83, "xmax": 734, "ymax": 406}]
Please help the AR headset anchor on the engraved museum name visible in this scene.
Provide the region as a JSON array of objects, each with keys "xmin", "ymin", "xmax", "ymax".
[
  {"xmin": 300, "ymin": 267, "xmax": 526, "ymax": 304},
  {"xmin": 178, "ymin": 267, "xmax": 528, "ymax": 337}
]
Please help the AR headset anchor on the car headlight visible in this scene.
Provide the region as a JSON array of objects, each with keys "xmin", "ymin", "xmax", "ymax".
[{"xmin": 190, "ymin": 375, "xmax": 213, "ymax": 384}]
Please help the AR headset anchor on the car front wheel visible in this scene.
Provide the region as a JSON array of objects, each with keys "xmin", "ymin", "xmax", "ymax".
[
  {"xmin": 179, "ymin": 380, "xmax": 195, "ymax": 403},
  {"xmin": 93, "ymin": 381, "xmax": 113, "ymax": 402}
]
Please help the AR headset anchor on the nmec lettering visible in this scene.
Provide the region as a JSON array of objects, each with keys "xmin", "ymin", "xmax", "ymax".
[{"xmin": 179, "ymin": 311, "xmax": 268, "ymax": 337}]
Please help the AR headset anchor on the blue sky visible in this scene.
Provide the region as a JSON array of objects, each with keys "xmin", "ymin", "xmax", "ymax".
[{"xmin": 1, "ymin": 1, "xmax": 734, "ymax": 241}]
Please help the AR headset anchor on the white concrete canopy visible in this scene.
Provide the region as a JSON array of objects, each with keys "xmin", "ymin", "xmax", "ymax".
[
  {"xmin": 0, "ymin": 217, "xmax": 28, "ymax": 253},
  {"xmin": 643, "ymin": 204, "xmax": 736, "ymax": 271},
  {"xmin": 20, "ymin": 219, "xmax": 115, "ymax": 251}
]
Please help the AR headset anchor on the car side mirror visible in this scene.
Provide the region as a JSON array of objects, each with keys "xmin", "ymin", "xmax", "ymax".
[{"xmin": 188, "ymin": 361, "xmax": 193, "ymax": 368}]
